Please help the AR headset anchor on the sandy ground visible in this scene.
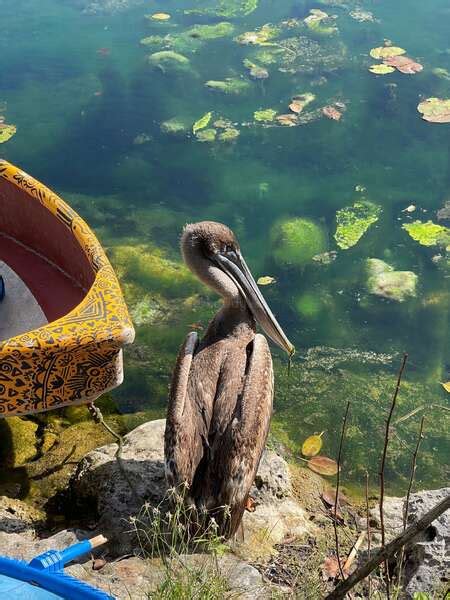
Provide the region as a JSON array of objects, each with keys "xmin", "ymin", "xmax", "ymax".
[{"xmin": 0, "ymin": 260, "xmax": 47, "ymax": 341}]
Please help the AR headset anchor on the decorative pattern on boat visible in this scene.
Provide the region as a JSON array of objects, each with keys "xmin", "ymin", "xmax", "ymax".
[{"xmin": 0, "ymin": 160, "xmax": 135, "ymax": 416}]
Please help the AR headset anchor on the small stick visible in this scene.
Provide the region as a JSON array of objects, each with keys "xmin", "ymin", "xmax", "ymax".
[
  {"xmin": 343, "ymin": 530, "xmax": 366, "ymax": 574},
  {"xmin": 397, "ymin": 416, "xmax": 425, "ymax": 586},
  {"xmin": 333, "ymin": 401, "xmax": 350, "ymax": 580},
  {"xmin": 365, "ymin": 470, "xmax": 372, "ymax": 598},
  {"xmin": 379, "ymin": 353, "xmax": 408, "ymax": 597},
  {"xmin": 324, "ymin": 493, "xmax": 450, "ymax": 600}
]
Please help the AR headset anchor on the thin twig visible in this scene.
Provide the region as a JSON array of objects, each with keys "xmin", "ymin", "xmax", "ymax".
[
  {"xmin": 333, "ymin": 401, "xmax": 350, "ymax": 580},
  {"xmin": 397, "ymin": 416, "xmax": 425, "ymax": 586},
  {"xmin": 324, "ymin": 493, "xmax": 450, "ymax": 600},
  {"xmin": 379, "ymin": 353, "xmax": 408, "ymax": 597},
  {"xmin": 365, "ymin": 470, "xmax": 372, "ymax": 599}
]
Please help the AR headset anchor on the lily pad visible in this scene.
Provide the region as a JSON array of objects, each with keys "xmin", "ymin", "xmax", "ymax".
[
  {"xmin": 402, "ymin": 220, "xmax": 450, "ymax": 246},
  {"xmin": 370, "ymin": 46, "xmax": 405, "ymax": 60},
  {"xmin": 257, "ymin": 275, "xmax": 276, "ymax": 285},
  {"xmin": 302, "ymin": 432, "xmax": 324, "ymax": 456},
  {"xmin": 307, "ymin": 456, "xmax": 339, "ymax": 476},
  {"xmin": 289, "ymin": 93, "xmax": 315, "ymax": 114},
  {"xmin": 150, "ymin": 12, "xmax": 171, "ymax": 21},
  {"xmin": 441, "ymin": 382, "xmax": 450, "ymax": 393},
  {"xmin": 334, "ymin": 201, "xmax": 381, "ymax": 249},
  {"xmin": 276, "ymin": 113, "xmax": 298, "ymax": 126},
  {"xmin": 384, "ymin": 55, "xmax": 423, "ymax": 74},
  {"xmin": 193, "ymin": 111, "xmax": 212, "ymax": 134},
  {"xmin": 417, "ymin": 98, "xmax": 450, "ymax": 123},
  {"xmin": 0, "ymin": 123, "xmax": 16, "ymax": 144},
  {"xmin": 254, "ymin": 108, "xmax": 277, "ymax": 122},
  {"xmin": 369, "ymin": 64, "xmax": 395, "ymax": 75}
]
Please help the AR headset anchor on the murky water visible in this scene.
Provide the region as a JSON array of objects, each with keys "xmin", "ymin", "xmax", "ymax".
[{"xmin": 1, "ymin": 0, "xmax": 449, "ymax": 495}]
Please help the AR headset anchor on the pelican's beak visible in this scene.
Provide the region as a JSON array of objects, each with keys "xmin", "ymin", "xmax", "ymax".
[{"xmin": 214, "ymin": 252, "xmax": 295, "ymax": 356}]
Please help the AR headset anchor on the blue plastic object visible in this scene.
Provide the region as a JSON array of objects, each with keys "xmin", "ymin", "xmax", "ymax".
[{"xmin": 0, "ymin": 538, "xmax": 114, "ymax": 600}]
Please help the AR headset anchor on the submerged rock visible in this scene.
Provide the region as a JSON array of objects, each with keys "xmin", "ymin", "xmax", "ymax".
[
  {"xmin": 160, "ymin": 116, "xmax": 190, "ymax": 137},
  {"xmin": 147, "ymin": 51, "xmax": 191, "ymax": 74},
  {"xmin": 366, "ymin": 258, "xmax": 418, "ymax": 302},
  {"xmin": 205, "ymin": 77, "xmax": 251, "ymax": 95}
]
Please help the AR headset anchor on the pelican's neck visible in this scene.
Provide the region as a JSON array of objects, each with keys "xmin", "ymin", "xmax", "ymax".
[{"xmin": 205, "ymin": 296, "xmax": 255, "ymax": 346}]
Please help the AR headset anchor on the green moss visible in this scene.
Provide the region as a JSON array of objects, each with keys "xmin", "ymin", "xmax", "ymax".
[
  {"xmin": 140, "ymin": 35, "xmax": 166, "ymax": 47},
  {"xmin": 295, "ymin": 292, "xmax": 322, "ymax": 318},
  {"xmin": 402, "ymin": 220, "xmax": 450, "ymax": 247},
  {"xmin": 271, "ymin": 218, "xmax": 327, "ymax": 267},
  {"xmin": 217, "ymin": 127, "xmax": 240, "ymax": 141},
  {"xmin": 160, "ymin": 117, "xmax": 190, "ymax": 136},
  {"xmin": 304, "ymin": 10, "xmax": 338, "ymax": 36},
  {"xmin": 110, "ymin": 244, "xmax": 199, "ymax": 298},
  {"xmin": 243, "ymin": 59, "xmax": 268, "ymax": 79},
  {"xmin": 0, "ymin": 417, "xmax": 38, "ymax": 468},
  {"xmin": 235, "ymin": 24, "xmax": 280, "ymax": 45},
  {"xmin": 205, "ymin": 78, "xmax": 251, "ymax": 95},
  {"xmin": 334, "ymin": 201, "xmax": 381, "ymax": 249},
  {"xmin": 195, "ymin": 128, "xmax": 217, "ymax": 142}
]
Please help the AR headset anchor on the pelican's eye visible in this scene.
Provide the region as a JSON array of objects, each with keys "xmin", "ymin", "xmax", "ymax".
[{"xmin": 223, "ymin": 244, "xmax": 239, "ymax": 262}]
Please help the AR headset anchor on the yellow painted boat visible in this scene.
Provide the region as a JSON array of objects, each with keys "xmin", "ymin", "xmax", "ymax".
[{"xmin": 0, "ymin": 160, "xmax": 135, "ymax": 416}]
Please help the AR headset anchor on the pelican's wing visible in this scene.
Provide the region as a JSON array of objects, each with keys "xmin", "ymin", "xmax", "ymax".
[
  {"xmin": 164, "ymin": 332, "xmax": 200, "ymax": 487},
  {"xmin": 206, "ymin": 333, "xmax": 274, "ymax": 535}
]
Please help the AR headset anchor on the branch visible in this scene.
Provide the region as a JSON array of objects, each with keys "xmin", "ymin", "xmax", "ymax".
[
  {"xmin": 324, "ymin": 493, "xmax": 450, "ymax": 600},
  {"xmin": 379, "ymin": 352, "xmax": 408, "ymax": 596},
  {"xmin": 333, "ymin": 401, "xmax": 350, "ymax": 580},
  {"xmin": 365, "ymin": 471, "xmax": 372, "ymax": 598}
]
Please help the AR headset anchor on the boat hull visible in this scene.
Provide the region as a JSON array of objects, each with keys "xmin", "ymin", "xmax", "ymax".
[{"xmin": 0, "ymin": 161, "xmax": 135, "ymax": 416}]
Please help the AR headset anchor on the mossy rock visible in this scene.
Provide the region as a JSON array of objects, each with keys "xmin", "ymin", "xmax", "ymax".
[
  {"xmin": 205, "ymin": 78, "xmax": 251, "ymax": 95},
  {"xmin": 185, "ymin": 22, "xmax": 235, "ymax": 40},
  {"xmin": 160, "ymin": 117, "xmax": 190, "ymax": 137},
  {"xmin": 271, "ymin": 218, "xmax": 327, "ymax": 267},
  {"xmin": 366, "ymin": 258, "xmax": 418, "ymax": 302},
  {"xmin": 64, "ymin": 405, "xmax": 91, "ymax": 424},
  {"xmin": 147, "ymin": 51, "xmax": 191, "ymax": 73},
  {"xmin": 0, "ymin": 417, "xmax": 38, "ymax": 468}
]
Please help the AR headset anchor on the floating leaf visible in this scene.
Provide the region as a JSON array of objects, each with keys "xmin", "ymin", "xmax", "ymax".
[
  {"xmin": 323, "ymin": 105, "xmax": 342, "ymax": 120},
  {"xmin": 370, "ymin": 46, "xmax": 405, "ymax": 60},
  {"xmin": 369, "ymin": 64, "xmax": 395, "ymax": 75},
  {"xmin": 402, "ymin": 220, "xmax": 450, "ymax": 246},
  {"xmin": 0, "ymin": 124, "xmax": 16, "ymax": 144},
  {"xmin": 334, "ymin": 201, "xmax": 381, "ymax": 249},
  {"xmin": 254, "ymin": 108, "xmax": 277, "ymax": 122},
  {"xmin": 301, "ymin": 432, "xmax": 324, "ymax": 456},
  {"xmin": 417, "ymin": 97, "xmax": 450, "ymax": 123},
  {"xmin": 441, "ymin": 382, "xmax": 450, "ymax": 393},
  {"xmin": 321, "ymin": 488, "xmax": 350, "ymax": 507},
  {"xmin": 289, "ymin": 93, "xmax": 315, "ymax": 114},
  {"xmin": 276, "ymin": 113, "xmax": 298, "ymax": 126},
  {"xmin": 150, "ymin": 12, "xmax": 171, "ymax": 21},
  {"xmin": 193, "ymin": 112, "xmax": 212, "ymax": 134},
  {"xmin": 257, "ymin": 275, "xmax": 276, "ymax": 285},
  {"xmin": 307, "ymin": 456, "xmax": 339, "ymax": 476},
  {"xmin": 384, "ymin": 55, "xmax": 423, "ymax": 74}
]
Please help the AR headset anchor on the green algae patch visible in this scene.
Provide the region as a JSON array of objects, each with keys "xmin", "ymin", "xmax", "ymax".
[
  {"xmin": 184, "ymin": 0, "xmax": 258, "ymax": 18},
  {"xmin": 160, "ymin": 116, "xmax": 190, "ymax": 136},
  {"xmin": 235, "ymin": 24, "xmax": 280, "ymax": 46},
  {"xmin": 185, "ymin": 22, "xmax": 235, "ymax": 40},
  {"xmin": 111, "ymin": 244, "xmax": 199, "ymax": 298},
  {"xmin": 0, "ymin": 123, "xmax": 17, "ymax": 144},
  {"xmin": 295, "ymin": 292, "xmax": 323, "ymax": 319},
  {"xmin": 195, "ymin": 127, "xmax": 217, "ymax": 142},
  {"xmin": 217, "ymin": 127, "xmax": 239, "ymax": 141},
  {"xmin": 304, "ymin": 9, "xmax": 338, "ymax": 36},
  {"xmin": 205, "ymin": 77, "xmax": 250, "ymax": 95},
  {"xmin": 402, "ymin": 220, "xmax": 450, "ymax": 246},
  {"xmin": 254, "ymin": 108, "xmax": 277, "ymax": 122},
  {"xmin": 193, "ymin": 111, "xmax": 212, "ymax": 134},
  {"xmin": 0, "ymin": 417, "xmax": 38, "ymax": 468},
  {"xmin": 271, "ymin": 218, "xmax": 327, "ymax": 267},
  {"xmin": 334, "ymin": 201, "xmax": 381, "ymax": 249},
  {"xmin": 366, "ymin": 258, "xmax": 417, "ymax": 302},
  {"xmin": 243, "ymin": 59, "xmax": 269, "ymax": 80}
]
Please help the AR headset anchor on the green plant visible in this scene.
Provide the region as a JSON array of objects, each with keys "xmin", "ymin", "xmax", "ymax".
[{"xmin": 131, "ymin": 485, "xmax": 230, "ymax": 599}]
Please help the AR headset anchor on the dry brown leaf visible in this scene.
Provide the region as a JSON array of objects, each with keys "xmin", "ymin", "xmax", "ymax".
[
  {"xmin": 307, "ymin": 456, "xmax": 339, "ymax": 476},
  {"xmin": 245, "ymin": 496, "xmax": 256, "ymax": 512}
]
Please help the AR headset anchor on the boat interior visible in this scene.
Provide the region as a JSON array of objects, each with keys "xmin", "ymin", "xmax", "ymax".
[{"xmin": 0, "ymin": 175, "xmax": 94, "ymax": 342}]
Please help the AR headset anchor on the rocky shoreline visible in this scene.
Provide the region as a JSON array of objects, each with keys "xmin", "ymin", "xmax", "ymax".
[{"xmin": 0, "ymin": 419, "xmax": 448, "ymax": 598}]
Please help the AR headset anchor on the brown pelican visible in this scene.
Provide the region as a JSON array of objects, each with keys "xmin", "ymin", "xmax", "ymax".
[{"xmin": 164, "ymin": 221, "xmax": 294, "ymax": 538}]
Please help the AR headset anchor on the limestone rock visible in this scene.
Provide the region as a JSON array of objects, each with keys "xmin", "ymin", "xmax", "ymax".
[
  {"xmin": 0, "ymin": 496, "xmax": 45, "ymax": 534},
  {"xmin": 366, "ymin": 258, "xmax": 417, "ymax": 302},
  {"xmin": 71, "ymin": 419, "xmax": 312, "ymax": 556}
]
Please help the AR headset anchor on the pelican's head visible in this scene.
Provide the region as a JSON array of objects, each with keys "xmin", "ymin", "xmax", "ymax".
[{"xmin": 181, "ymin": 221, "xmax": 294, "ymax": 356}]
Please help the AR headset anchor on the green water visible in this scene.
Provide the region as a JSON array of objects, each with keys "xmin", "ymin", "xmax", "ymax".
[{"xmin": 1, "ymin": 0, "xmax": 449, "ymax": 494}]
